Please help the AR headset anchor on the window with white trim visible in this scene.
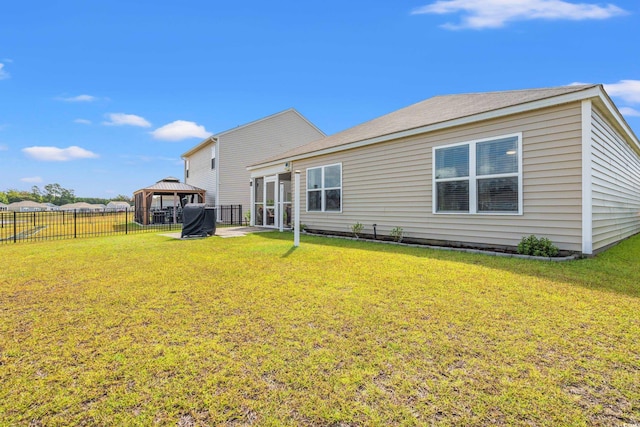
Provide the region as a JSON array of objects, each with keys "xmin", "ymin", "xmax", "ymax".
[
  {"xmin": 211, "ymin": 146, "xmax": 216, "ymax": 170},
  {"xmin": 307, "ymin": 163, "xmax": 342, "ymax": 212},
  {"xmin": 433, "ymin": 134, "xmax": 522, "ymax": 214}
]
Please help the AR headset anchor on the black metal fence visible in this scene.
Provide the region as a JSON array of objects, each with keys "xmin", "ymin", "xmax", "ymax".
[
  {"xmin": 218, "ymin": 205, "xmax": 244, "ymax": 226},
  {"xmin": 0, "ymin": 205, "xmax": 245, "ymax": 244}
]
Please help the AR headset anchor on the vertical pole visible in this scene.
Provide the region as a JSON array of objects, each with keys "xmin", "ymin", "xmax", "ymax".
[
  {"xmin": 125, "ymin": 209, "xmax": 129, "ymax": 234},
  {"xmin": 14, "ymin": 211, "xmax": 17, "ymax": 243},
  {"xmin": 294, "ymin": 170, "xmax": 301, "ymax": 247},
  {"xmin": 173, "ymin": 193, "xmax": 178, "ymax": 225},
  {"xmin": 279, "ymin": 182, "xmax": 284, "ymax": 232},
  {"xmin": 249, "ymin": 179, "xmax": 254, "ymax": 226},
  {"xmin": 74, "ymin": 210, "xmax": 77, "ymax": 238}
]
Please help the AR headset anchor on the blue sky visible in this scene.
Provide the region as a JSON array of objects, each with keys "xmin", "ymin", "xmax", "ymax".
[{"xmin": 1, "ymin": 0, "xmax": 639, "ymax": 198}]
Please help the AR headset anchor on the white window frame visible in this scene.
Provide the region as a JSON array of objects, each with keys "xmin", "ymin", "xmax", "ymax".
[
  {"xmin": 432, "ymin": 133, "xmax": 523, "ymax": 215},
  {"xmin": 306, "ymin": 163, "xmax": 342, "ymax": 213},
  {"xmin": 211, "ymin": 145, "xmax": 216, "ymax": 170}
]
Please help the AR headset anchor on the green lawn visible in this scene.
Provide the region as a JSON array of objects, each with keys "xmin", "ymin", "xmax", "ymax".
[{"xmin": 1, "ymin": 232, "xmax": 639, "ymax": 426}]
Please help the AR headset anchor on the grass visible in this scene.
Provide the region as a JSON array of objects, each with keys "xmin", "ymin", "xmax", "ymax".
[{"xmin": 1, "ymin": 231, "xmax": 639, "ymax": 426}]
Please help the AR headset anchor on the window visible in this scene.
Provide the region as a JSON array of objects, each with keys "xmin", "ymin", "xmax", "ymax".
[
  {"xmin": 433, "ymin": 134, "xmax": 522, "ymax": 214},
  {"xmin": 307, "ymin": 163, "xmax": 342, "ymax": 212},
  {"xmin": 211, "ymin": 146, "xmax": 216, "ymax": 169},
  {"xmin": 185, "ymin": 160, "xmax": 190, "ymax": 178}
]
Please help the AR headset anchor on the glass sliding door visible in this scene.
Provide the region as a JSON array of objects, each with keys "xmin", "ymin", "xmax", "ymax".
[
  {"xmin": 253, "ymin": 173, "xmax": 292, "ymax": 229},
  {"xmin": 265, "ymin": 178, "xmax": 276, "ymax": 227},
  {"xmin": 280, "ymin": 173, "xmax": 292, "ymax": 228},
  {"xmin": 254, "ymin": 177, "xmax": 264, "ymax": 226}
]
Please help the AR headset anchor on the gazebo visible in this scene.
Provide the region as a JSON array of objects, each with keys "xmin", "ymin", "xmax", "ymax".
[{"xmin": 133, "ymin": 177, "xmax": 206, "ymax": 225}]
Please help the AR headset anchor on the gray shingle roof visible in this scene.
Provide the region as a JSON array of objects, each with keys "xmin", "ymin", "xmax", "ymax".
[{"xmin": 251, "ymin": 85, "xmax": 599, "ymax": 166}]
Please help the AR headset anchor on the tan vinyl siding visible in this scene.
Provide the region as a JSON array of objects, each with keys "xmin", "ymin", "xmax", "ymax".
[
  {"xmin": 185, "ymin": 141, "xmax": 216, "ymax": 204},
  {"xmin": 294, "ymin": 103, "xmax": 584, "ymax": 252},
  {"xmin": 591, "ymin": 107, "xmax": 640, "ymax": 251},
  {"xmin": 218, "ymin": 110, "xmax": 324, "ymax": 210}
]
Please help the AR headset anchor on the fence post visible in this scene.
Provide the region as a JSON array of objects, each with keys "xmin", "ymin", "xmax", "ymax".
[
  {"xmin": 14, "ymin": 211, "xmax": 17, "ymax": 243},
  {"xmin": 125, "ymin": 210, "xmax": 128, "ymax": 234},
  {"xmin": 74, "ymin": 210, "xmax": 77, "ymax": 238}
]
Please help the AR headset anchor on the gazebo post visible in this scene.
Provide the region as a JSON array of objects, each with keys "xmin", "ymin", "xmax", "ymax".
[
  {"xmin": 173, "ymin": 192, "xmax": 178, "ymax": 224},
  {"xmin": 142, "ymin": 190, "xmax": 148, "ymax": 225}
]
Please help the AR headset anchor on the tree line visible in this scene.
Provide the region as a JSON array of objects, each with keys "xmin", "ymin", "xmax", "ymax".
[{"xmin": 0, "ymin": 183, "xmax": 132, "ymax": 206}]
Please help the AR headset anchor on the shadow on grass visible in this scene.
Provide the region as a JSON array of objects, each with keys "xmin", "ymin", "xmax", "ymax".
[
  {"xmin": 253, "ymin": 231, "xmax": 640, "ymax": 299},
  {"xmin": 281, "ymin": 245, "xmax": 298, "ymax": 258}
]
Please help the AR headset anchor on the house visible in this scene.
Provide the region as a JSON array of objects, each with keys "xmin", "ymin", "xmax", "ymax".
[
  {"xmin": 0, "ymin": 202, "xmax": 7, "ymax": 212},
  {"xmin": 181, "ymin": 109, "xmax": 325, "ymax": 217},
  {"xmin": 41, "ymin": 203, "xmax": 60, "ymax": 211},
  {"xmin": 106, "ymin": 201, "xmax": 131, "ymax": 212},
  {"xmin": 248, "ymin": 85, "xmax": 640, "ymax": 255},
  {"xmin": 59, "ymin": 202, "xmax": 105, "ymax": 212},
  {"xmin": 7, "ymin": 201, "xmax": 47, "ymax": 212}
]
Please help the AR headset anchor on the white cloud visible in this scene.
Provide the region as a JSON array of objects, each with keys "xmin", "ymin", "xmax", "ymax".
[
  {"xmin": 74, "ymin": 119, "xmax": 92, "ymax": 125},
  {"xmin": 412, "ymin": 0, "xmax": 627, "ymax": 29},
  {"xmin": 103, "ymin": 113, "xmax": 151, "ymax": 127},
  {"xmin": 21, "ymin": 176, "xmax": 43, "ymax": 183},
  {"xmin": 619, "ymin": 107, "xmax": 640, "ymax": 118},
  {"xmin": 0, "ymin": 63, "xmax": 9, "ymax": 80},
  {"xmin": 22, "ymin": 146, "xmax": 99, "ymax": 162},
  {"xmin": 603, "ymin": 80, "xmax": 640, "ymax": 105},
  {"xmin": 151, "ymin": 120, "xmax": 211, "ymax": 141},
  {"xmin": 58, "ymin": 94, "xmax": 97, "ymax": 102}
]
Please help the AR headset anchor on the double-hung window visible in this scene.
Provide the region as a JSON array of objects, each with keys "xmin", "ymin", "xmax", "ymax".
[
  {"xmin": 433, "ymin": 134, "xmax": 522, "ymax": 214},
  {"xmin": 307, "ymin": 163, "xmax": 342, "ymax": 212}
]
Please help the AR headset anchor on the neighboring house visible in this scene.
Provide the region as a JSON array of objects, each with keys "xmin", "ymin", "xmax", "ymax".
[
  {"xmin": 248, "ymin": 85, "xmax": 640, "ymax": 255},
  {"xmin": 181, "ymin": 109, "xmax": 325, "ymax": 216},
  {"xmin": 106, "ymin": 201, "xmax": 131, "ymax": 212},
  {"xmin": 0, "ymin": 202, "xmax": 7, "ymax": 212},
  {"xmin": 7, "ymin": 201, "xmax": 47, "ymax": 212},
  {"xmin": 41, "ymin": 203, "xmax": 60, "ymax": 211},
  {"xmin": 59, "ymin": 202, "xmax": 103, "ymax": 212}
]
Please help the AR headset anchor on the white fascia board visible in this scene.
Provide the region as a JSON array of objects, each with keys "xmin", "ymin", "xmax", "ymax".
[
  {"xmin": 249, "ymin": 163, "xmax": 289, "ymax": 178},
  {"xmin": 181, "ymin": 136, "xmax": 217, "ymax": 158},
  {"xmin": 250, "ymin": 87, "xmax": 603, "ymax": 169},
  {"xmin": 215, "ymin": 108, "xmax": 300, "ymax": 138},
  {"xmin": 581, "ymin": 99, "xmax": 593, "ymax": 255},
  {"xmin": 596, "ymin": 92, "xmax": 640, "ymax": 154},
  {"xmin": 289, "ymin": 109, "xmax": 326, "ymax": 137}
]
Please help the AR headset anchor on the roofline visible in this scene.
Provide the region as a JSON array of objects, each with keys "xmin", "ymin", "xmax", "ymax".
[
  {"xmin": 181, "ymin": 135, "xmax": 217, "ymax": 158},
  {"xmin": 181, "ymin": 108, "xmax": 325, "ymax": 159},
  {"xmin": 250, "ymin": 85, "xmax": 640, "ymax": 170},
  {"xmin": 594, "ymin": 86, "xmax": 640, "ymax": 153}
]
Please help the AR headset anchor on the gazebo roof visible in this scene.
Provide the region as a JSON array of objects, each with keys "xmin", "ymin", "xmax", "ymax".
[{"xmin": 133, "ymin": 177, "xmax": 205, "ymax": 195}]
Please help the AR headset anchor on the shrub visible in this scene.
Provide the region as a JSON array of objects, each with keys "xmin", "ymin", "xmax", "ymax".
[
  {"xmin": 390, "ymin": 226, "xmax": 403, "ymax": 243},
  {"xmin": 517, "ymin": 235, "xmax": 559, "ymax": 257},
  {"xmin": 351, "ymin": 222, "xmax": 364, "ymax": 238}
]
